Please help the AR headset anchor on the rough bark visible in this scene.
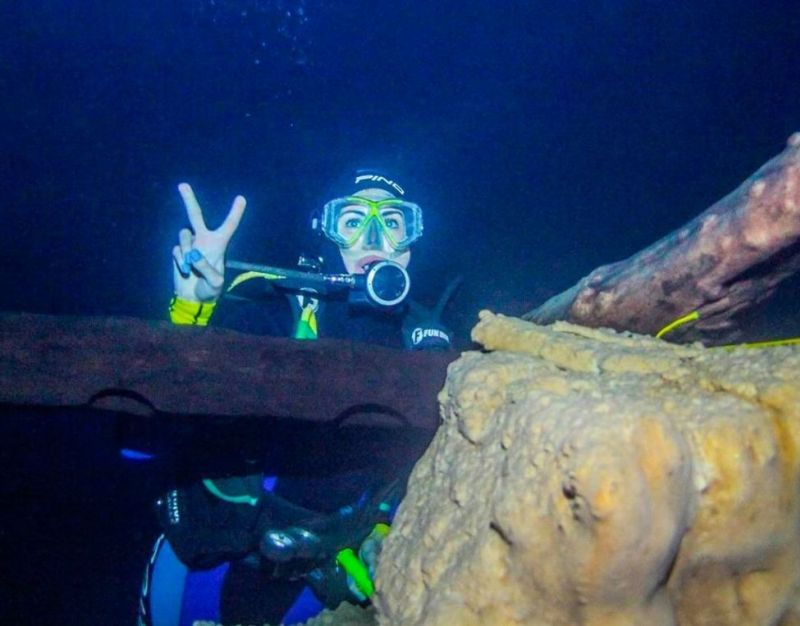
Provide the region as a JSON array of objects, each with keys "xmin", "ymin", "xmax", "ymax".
[
  {"xmin": 524, "ymin": 133, "xmax": 800, "ymax": 345},
  {"xmin": 0, "ymin": 312, "xmax": 452, "ymax": 431}
]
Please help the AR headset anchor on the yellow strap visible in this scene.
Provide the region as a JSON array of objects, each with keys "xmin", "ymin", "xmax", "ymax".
[
  {"xmin": 656, "ymin": 309, "xmax": 799, "ymax": 349},
  {"xmin": 720, "ymin": 337, "xmax": 800, "ymax": 350},
  {"xmin": 655, "ymin": 310, "xmax": 700, "ymax": 339},
  {"xmin": 168, "ymin": 296, "xmax": 216, "ymax": 326}
]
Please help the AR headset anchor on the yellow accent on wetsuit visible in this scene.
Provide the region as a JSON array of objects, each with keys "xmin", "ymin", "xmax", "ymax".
[
  {"xmin": 168, "ymin": 296, "xmax": 217, "ymax": 326},
  {"xmin": 227, "ymin": 270, "xmax": 286, "ymax": 292},
  {"xmin": 294, "ymin": 304, "xmax": 318, "ymax": 340}
]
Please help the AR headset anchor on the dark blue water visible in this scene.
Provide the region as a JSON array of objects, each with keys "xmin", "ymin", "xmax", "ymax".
[{"xmin": 1, "ymin": 1, "xmax": 799, "ymax": 623}]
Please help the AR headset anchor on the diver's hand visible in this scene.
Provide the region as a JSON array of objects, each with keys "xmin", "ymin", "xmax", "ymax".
[
  {"xmin": 172, "ymin": 182, "xmax": 246, "ymax": 302},
  {"xmin": 303, "ymin": 524, "xmax": 388, "ymax": 606},
  {"xmin": 357, "ymin": 525, "xmax": 387, "ymax": 583}
]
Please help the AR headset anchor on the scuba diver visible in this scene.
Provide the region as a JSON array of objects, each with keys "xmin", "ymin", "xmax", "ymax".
[{"xmin": 138, "ymin": 170, "xmax": 454, "ymax": 626}]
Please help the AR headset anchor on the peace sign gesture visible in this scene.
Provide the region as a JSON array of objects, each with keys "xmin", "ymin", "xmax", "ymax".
[{"xmin": 172, "ymin": 182, "xmax": 247, "ymax": 303}]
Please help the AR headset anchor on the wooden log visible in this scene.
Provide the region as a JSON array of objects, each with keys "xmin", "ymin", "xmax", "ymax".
[
  {"xmin": 524, "ymin": 133, "xmax": 800, "ymax": 345},
  {"xmin": 0, "ymin": 312, "xmax": 453, "ymax": 431}
]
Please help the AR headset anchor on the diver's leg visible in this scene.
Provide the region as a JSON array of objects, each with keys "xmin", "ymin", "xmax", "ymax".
[
  {"xmin": 281, "ymin": 586, "xmax": 326, "ymax": 625},
  {"xmin": 140, "ymin": 535, "xmax": 187, "ymax": 626},
  {"xmin": 219, "ymin": 560, "xmax": 309, "ymax": 625}
]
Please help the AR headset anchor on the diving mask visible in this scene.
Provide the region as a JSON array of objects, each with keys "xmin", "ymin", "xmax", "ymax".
[{"xmin": 321, "ymin": 196, "xmax": 423, "ymax": 250}]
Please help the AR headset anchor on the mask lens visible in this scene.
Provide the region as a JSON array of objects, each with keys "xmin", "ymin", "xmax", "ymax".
[
  {"xmin": 379, "ymin": 206, "xmax": 408, "ymax": 246},
  {"xmin": 322, "ymin": 197, "xmax": 422, "ymax": 249},
  {"xmin": 335, "ymin": 205, "xmax": 368, "ymax": 245}
]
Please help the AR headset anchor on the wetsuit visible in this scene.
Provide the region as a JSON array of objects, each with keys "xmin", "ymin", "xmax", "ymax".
[{"xmin": 138, "ymin": 267, "xmax": 451, "ymax": 626}]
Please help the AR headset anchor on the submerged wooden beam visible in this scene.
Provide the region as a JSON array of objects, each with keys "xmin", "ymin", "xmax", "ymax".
[
  {"xmin": 0, "ymin": 312, "xmax": 453, "ymax": 430},
  {"xmin": 524, "ymin": 133, "xmax": 800, "ymax": 345}
]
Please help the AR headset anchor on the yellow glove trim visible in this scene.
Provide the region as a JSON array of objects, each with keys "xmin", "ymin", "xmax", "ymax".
[
  {"xmin": 372, "ymin": 523, "xmax": 390, "ymax": 538},
  {"xmin": 169, "ymin": 296, "xmax": 217, "ymax": 326}
]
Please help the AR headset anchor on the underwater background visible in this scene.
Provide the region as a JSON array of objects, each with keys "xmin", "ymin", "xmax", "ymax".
[{"xmin": 1, "ymin": 1, "xmax": 799, "ymax": 624}]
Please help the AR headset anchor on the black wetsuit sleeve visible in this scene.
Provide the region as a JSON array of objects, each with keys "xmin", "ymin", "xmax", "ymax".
[
  {"xmin": 157, "ymin": 477, "xmax": 264, "ymax": 569},
  {"xmin": 212, "ymin": 294, "xmax": 294, "ymax": 337},
  {"xmin": 157, "ymin": 466, "xmax": 413, "ymax": 572}
]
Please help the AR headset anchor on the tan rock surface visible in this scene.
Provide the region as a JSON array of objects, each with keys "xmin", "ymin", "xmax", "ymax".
[
  {"xmin": 375, "ymin": 311, "xmax": 800, "ymax": 626},
  {"xmin": 195, "ymin": 602, "xmax": 375, "ymax": 626}
]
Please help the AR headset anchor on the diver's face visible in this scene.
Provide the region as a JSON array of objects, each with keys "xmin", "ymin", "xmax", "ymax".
[{"xmin": 337, "ymin": 188, "xmax": 412, "ymax": 274}]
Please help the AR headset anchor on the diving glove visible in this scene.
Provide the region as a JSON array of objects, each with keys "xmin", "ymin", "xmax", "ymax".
[
  {"xmin": 402, "ymin": 318, "xmax": 453, "ymax": 351},
  {"xmin": 401, "ymin": 300, "xmax": 453, "ymax": 351},
  {"xmin": 304, "ymin": 523, "xmax": 390, "ymax": 607}
]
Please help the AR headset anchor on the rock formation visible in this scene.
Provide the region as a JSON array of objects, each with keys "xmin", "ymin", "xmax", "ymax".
[
  {"xmin": 376, "ymin": 311, "xmax": 800, "ymax": 626},
  {"xmin": 524, "ymin": 133, "xmax": 800, "ymax": 346}
]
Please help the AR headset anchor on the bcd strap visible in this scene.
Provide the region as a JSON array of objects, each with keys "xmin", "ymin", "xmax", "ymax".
[{"xmin": 294, "ymin": 302, "xmax": 319, "ymax": 340}]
